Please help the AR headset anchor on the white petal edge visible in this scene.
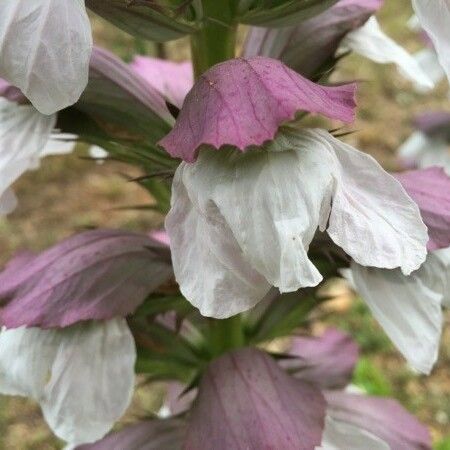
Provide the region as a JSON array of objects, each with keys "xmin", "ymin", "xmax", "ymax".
[
  {"xmin": 412, "ymin": 0, "xmax": 450, "ymax": 85},
  {"xmin": 0, "ymin": 98, "xmax": 56, "ymax": 201},
  {"xmin": 414, "ymin": 48, "xmax": 446, "ymax": 92},
  {"xmin": 342, "ymin": 16, "xmax": 434, "ymax": 89},
  {"xmin": 40, "ymin": 319, "xmax": 136, "ymax": 446},
  {"xmin": 315, "ymin": 129, "xmax": 428, "ymax": 275},
  {"xmin": 0, "ymin": 326, "xmax": 59, "ymax": 398},
  {"xmin": 0, "ymin": 0, "xmax": 92, "ymax": 114},
  {"xmin": 349, "ymin": 257, "xmax": 444, "ymax": 374},
  {"xmin": 316, "ymin": 415, "xmax": 389, "ymax": 450}
]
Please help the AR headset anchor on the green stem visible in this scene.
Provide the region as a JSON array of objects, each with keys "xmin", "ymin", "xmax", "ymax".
[
  {"xmin": 209, "ymin": 315, "xmax": 245, "ymax": 357},
  {"xmin": 190, "ymin": 0, "xmax": 237, "ymax": 78}
]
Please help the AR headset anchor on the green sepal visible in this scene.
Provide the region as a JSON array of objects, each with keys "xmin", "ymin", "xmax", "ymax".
[
  {"xmin": 238, "ymin": 0, "xmax": 338, "ymax": 27},
  {"xmin": 86, "ymin": 0, "xmax": 197, "ymax": 42}
]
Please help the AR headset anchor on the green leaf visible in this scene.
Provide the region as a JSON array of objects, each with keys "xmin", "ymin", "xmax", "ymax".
[
  {"xmin": 435, "ymin": 437, "xmax": 450, "ymax": 450},
  {"xmin": 247, "ymin": 291, "xmax": 319, "ymax": 343},
  {"xmin": 239, "ymin": 0, "xmax": 338, "ymax": 27},
  {"xmin": 86, "ymin": 0, "xmax": 197, "ymax": 42},
  {"xmin": 353, "ymin": 358, "xmax": 392, "ymax": 397}
]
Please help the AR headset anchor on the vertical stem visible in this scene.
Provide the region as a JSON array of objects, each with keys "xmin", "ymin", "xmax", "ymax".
[
  {"xmin": 209, "ymin": 316, "xmax": 245, "ymax": 356},
  {"xmin": 190, "ymin": 0, "xmax": 243, "ymax": 356},
  {"xmin": 190, "ymin": 0, "xmax": 237, "ymax": 78}
]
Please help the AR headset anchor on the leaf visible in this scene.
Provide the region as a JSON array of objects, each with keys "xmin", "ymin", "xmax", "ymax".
[
  {"xmin": 238, "ymin": 0, "xmax": 339, "ymax": 27},
  {"xmin": 86, "ymin": 0, "xmax": 196, "ymax": 42}
]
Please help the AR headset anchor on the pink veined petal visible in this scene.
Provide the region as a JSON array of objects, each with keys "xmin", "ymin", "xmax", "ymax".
[
  {"xmin": 75, "ymin": 419, "xmax": 185, "ymax": 450},
  {"xmin": 130, "ymin": 56, "xmax": 193, "ymax": 109},
  {"xmin": 184, "ymin": 348, "xmax": 326, "ymax": 450},
  {"xmin": 325, "ymin": 391, "xmax": 432, "ymax": 449},
  {"xmin": 395, "ymin": 167, "xmax": 450, "ymax": 251},
  {"xmin": 243, "ymin": 0, "xmax": 383, "ymax": 78},
  {"xmin": 281, "ymin": 328, "xmax": 359, "ymax": 389},
  {"xmin": 158, "ymin": 57, "xmax": 356, "ymax": 162},
  {"xmin": 0, "ymin": 229, "xmax": 173, "ymax": 329}
]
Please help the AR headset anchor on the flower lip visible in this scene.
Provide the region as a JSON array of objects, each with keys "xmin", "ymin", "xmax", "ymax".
[{"xmin": 158, "ymin": 56, "xmax": 357, "ymax": 162}]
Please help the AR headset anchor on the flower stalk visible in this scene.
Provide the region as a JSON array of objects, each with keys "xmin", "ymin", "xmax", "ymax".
[{"xmin": 190, "ymin": 0, "xmax": 237, "ymax": 78}]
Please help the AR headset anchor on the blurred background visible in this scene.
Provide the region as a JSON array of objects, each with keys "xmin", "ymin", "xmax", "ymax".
[{"xmin": 0, "ymin": 0, "xmax": 449, "ymax": 448}]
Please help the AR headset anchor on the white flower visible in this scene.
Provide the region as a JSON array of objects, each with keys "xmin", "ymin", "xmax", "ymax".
[
  {"xmin": 341, "ymin": 17, "xmax": 434, "ymax": 90},
  {"xmin": 0, "ymin": 319, "xmax": 136, "ymax": 446},
  {"xmin": 344, "ymin": 248, "xmax": 450, "ymax": 373},
  {"xmin": 166, "ymin": 128, "xmax": 428, "ymax": 318},
  {"xmin": 0, "ymin": 0, "xmax": 92, "ymax": 114},
  {"xmin": 0, "ymin": 98, "xmax": 75, "ymax": 216},
  {"xmin": 412, "ymin": 0, "xmax": 450, "ymax": 85}
]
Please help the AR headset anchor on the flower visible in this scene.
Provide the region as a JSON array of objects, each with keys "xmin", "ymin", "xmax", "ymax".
[
  {"xmin": 81, "ymin": 332, "xmax": 430, "ymax": 450},
  {"xmin": 0, "ymin": 229, "xmax": 173, "ymax": 446},
  {"xmin": 0, "ymin": 0, "xmax": 93, "ymax": 114},
  {"xmin": 165, "ymin": 127, "xmax": 428, "ymax": 318},
  {"xmin": 0, "ymin": 95, "xmax": 74, "ymax": 216},
  {"xmin": 340, "ymin": 16, "xmax": 433, "ymax": 89},
  {"xmin": 412, "ymin": 0, "xmax": 450, "ymax": 84},
  {"xmin": 243, "ymin": 0, "xmax": 433, "ymax": 89},
  {"xmin": 158, "ymin": 57, "xmax": 357, "ymax": 161}
]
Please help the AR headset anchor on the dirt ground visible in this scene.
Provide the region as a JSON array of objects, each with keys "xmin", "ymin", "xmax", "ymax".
[{"xmin": 0, "ymin": 0, "xmax": 449, "ymax": 448}]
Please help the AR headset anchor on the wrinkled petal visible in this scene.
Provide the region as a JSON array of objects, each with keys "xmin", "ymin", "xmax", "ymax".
[
  {"xmin": 167, "ymin": 128, "xmax": 427, "ymax": 317},
  {"xmin": 281, "ymin": 328, "xmax": 359, "ymax": 389},
  {"xmin": 243, "ymin": 0, "xmax": 382, "ymax": 78},
  {"xmin": 184, "ymin": 348, "xmax": 326, "ymax": 450},
  {"xmin": 348, "ymin": 254, "xmax": 444, "ymax": 373},
  {"xmin": 159, "ymin": 57, "xmax": 356, "ymax": 162},
  {"xmin": 0, "ymin": 326, "xmax": 59, "ymax": 398},
  {"xmin": 396, "ymin": 167, "xmax": 450, "ymax": 251},
  {"xmin": 40, "ymin": 319, "xmax": 136, "ymax": 446},
  {"xmin": 0, "ymin": 319, "xmax": 135, "ymax": 446},
  {"xmin": 75, "ymin": 419, "xmax": 185, "ymax": 450},
  {"xmin": 325, "ymin": 391, "xmax": 432, "ymax": 449},
  {"xmin": 342, "ymin": 17, "xmax": 434, "ymax": 89},
  {"xmin": 319, "ymin": 130, "xmax": 428, "ymax": 275},
  {"xmin": 0, "ymin": 0, "xmax": 92, "ymax": 114},
  {"xmin": 131, "ymin": 56, "xmax": 193, "ymax": 109},
  {"xmin": 0, "ymin": 229, "xmax": 173, "ymax": 328},
  {"xmin": 316, "ymin": 415, "xmax": 389, "ymax": 450},
  {"xmin": 412, "ymin": 0, "xmax": 450, "ymax": 84},
  {"xmin": 0, "ymin": 98, "xmax": 56, "ymax": 206},
  {"xmin": 166, "ymin": 166, "xmax": 271, "ymax": 318}
]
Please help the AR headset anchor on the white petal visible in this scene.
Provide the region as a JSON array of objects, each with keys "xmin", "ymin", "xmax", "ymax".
[
  {"xmin": 317, "ymin": 130, "xmax": 428, "ymax": 275},
  {"xmin": 0, "ymin": 188, "xmax": 18, "ymax": 215},
  {"xmin": 433, "ymin": 246, "xmax": 450, "ymax": 307},
  {"xmin": 412, "ymin": 0, "xmax": 450, "ymax": 84},
  {"xmin": 316, "ymin": 416, "xmax": 389, "ymax": 450},
  {"xmin": 0, "ymin": 98, "xmax": 55, "ymax": 202},
  {"xmin": 166, "ymin": 132, "xmax": 335, "ymax": 318},
  {"xmin": 0, "ymin": 0, "xmax": 92, "ymax": 114},
  {"xmin": 166, "ymin": 167, "xmax": 272, "ymax": 318},
  {"xmin": 350, "ymin": 257, "xmax": 444, "ymax": 374},
  {"xmin": 414, "ymin": 48, "xmax": 446, "ymax": 92},
  {"xmin": 342, "ymin": 17, "xmax": 434, "ymax": 89},
  {"xmin": 40, "ymin": 319, "xmax": 136, "ymax": 446},
  {"xmin": 40, "ymin": 134, "xmax": 77, "ymax": 158},
  {"xmin": 89, "ymin": 145, "xmax": 108, "ymax": 165},
  {"xmin": 0, "ymin": 326, "xmax": 59, "ymax": 398},
  {"xmin": 397, "ymin": 131, "xmax": 433, "ymax": 162}
]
